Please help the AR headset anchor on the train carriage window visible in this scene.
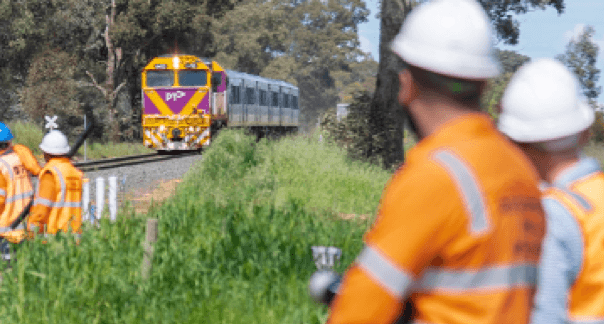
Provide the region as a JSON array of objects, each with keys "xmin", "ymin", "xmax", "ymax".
[
  {"xmin": 293, "ymin": 96, "xmax": 298, "ymax": 109},
  {"xmin": 272, "ymin": 92, "xmax": 279, "ymax": 107},
  {"xmin": 259, "ymin": 90, "xmax": 268, "ymax": 106},
  {"xmin": 178, "ymin": 70, "xmax": 208, "ymax": 86},
  {"xmin": 246, "ymin": 88, "xmax": 256, "ymax": 104},
  {"xmin": 146, "ymin": 70, "xmax": 174, "ymax": 87},
  {"xmin": 231, "ymin": 85, "xmax": 240, "ymax": 104},
  {"xmin": 283, "ymin": 93, "xmax": 289, "ymax": 108}
]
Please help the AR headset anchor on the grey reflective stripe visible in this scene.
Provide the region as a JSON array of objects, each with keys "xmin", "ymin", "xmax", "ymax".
[
  {"xmin": 570, "ymin": 319, "xmax": 604, "ymax": 324},
  {"xmin": 4, "ymin": 190, "xmax": 34, "ymax": 203},
  {"xmin": 357, "ymin": 245, "xmax": 414, "ymax": 298},
  {"xmin": 559, "ymin": 187, "xmax": 593, "ymax": 211},
  {"xmin": 0, "ymin": 189, "xmax": 5, "ymax": 196},
  {"xmin": 0, "ymin": 224, "xmax": 25, "ymax": 232},
  {"xmin": 412, "ymin": 263, "xmax": 537, "ymax": 292},
  {"xmin": 432, "ymin": 150, "xmax": 490, "ymax": 234},
  {"xmin": 54, "ymin": 201, "xmax": 81, "ymax": 208},
  {"xmin": 34, "ymin": 197, "xmax": 54, "ymax": 207},
  {"xmin": 0, "ymin": 158, "xmax": 13, "ymax": 180},
  {"xmin": 53, "ymin": 166, "xmax": 66, "ymax": 205}
]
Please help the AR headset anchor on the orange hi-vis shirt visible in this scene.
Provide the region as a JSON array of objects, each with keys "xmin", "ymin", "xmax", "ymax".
[
  {"xmin": 543, "ymin": 172, "xmax": 604, "ymax": 323},
  {"xmin": 28, "ymin": 157, "xmax": 83, "ymax": 235},
  {"xmin": 327, "ymin": 113, "xmax": 546, "ymax": 324},
  {"xmin": 0, "ymin": 146, "xmax": 37, "ymax": 243},
  {"xmin": 12, "ymin": 144, "xmax": 42, "ymax": 177}
]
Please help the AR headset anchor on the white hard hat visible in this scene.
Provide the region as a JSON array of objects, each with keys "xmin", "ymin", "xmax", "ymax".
[
  {"xmin": 39, "ymin": 130, "xmax": 71, "ymax": 155},
  {"xmin": 498, "ymin": 58, "xmax": 594, "ymax": 143},
  {"xmin": 390, "ymin": 0, "xmax": 500, "ymax": 79}
]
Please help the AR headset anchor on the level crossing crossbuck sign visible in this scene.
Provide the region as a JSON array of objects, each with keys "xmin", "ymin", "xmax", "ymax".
[{"xmin": 44, "ymin": 115, "xmax": 58, "ymax": 130}]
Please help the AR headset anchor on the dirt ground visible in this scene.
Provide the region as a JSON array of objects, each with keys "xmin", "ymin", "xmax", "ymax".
[{"xmin": 120, "ymin": 178, "xmax": 183, "ymax": 214}]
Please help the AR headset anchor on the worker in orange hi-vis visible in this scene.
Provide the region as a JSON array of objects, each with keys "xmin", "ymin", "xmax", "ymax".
[
  {"xmin": 0, "ymin": 122, "xmax": 41, "ymax": 262},
  {"xmin": 27, "ymin": 130, "xmax": 83, "ymax": 239},
  {"xmin": 324, "ymin": 1, "xmax": 547, "ymax": 324},
  {"xmin": 498, "ymin": 59, "xmax": 604, "ymax": 324}
]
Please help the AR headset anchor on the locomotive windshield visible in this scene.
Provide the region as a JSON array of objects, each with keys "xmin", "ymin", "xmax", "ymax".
[
  {"xmin": 178, "ymin": 70, "xmax": 208, "ymax": 86},
  {"xmin": 146, "ymin": 70, "xmax": 174, "ymax": 87}
]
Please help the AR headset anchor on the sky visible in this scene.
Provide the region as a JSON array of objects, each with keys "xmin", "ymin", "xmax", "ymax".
[{"xmin": 357, "ymin": 0, "xmax": 604, "ymax": 106}]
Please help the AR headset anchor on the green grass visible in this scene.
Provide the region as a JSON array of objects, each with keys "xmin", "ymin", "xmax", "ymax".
[
  {"xmin": 584, "ymin": 141, "xmax": 604, "ymax": 167},
  {"xmin": 7, "ymin": 121, "xmax": 153, "ymax": 160},
  {"xmin": 0, "ymin": 128, "xmax": 392, "ymax": 323}
]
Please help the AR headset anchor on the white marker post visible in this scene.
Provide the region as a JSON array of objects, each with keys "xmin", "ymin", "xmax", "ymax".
[
  {"xmin": 82, "ymin": 179, "xmax": 90, "ymax": 223},
  {"xmin": 108, "ymin": 176, "xmax": 117, "ymax": 222},
  {"xmin": 96, "ymin": 177, "xmax": 105, "ymax": 221}
]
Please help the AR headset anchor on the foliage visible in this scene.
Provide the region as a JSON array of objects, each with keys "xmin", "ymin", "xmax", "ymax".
[
  {"xmin": 0, "ymin": 128, "xmax": 391, "ymax": 323},
  {"xmin": 213, "ymin": 0, "xmax": 370, "ymax": 131},
  {"xmin": 590, "ymin": 111, "xmax": 604, "ymax": 143},
  {"xmin": 477, "ymin": 0, "xmax": 564, "ymax": 45},
  {"xmin": 556, "ymin": 25, "xmax": 602, "ymax": 109},
  {"xmin": 481, "ymin": 49, "xmax": 531, "ymax": 119},
  {"xmin": 8, "ymin": 121, "xmax": 45, "ymax": 156},
  {"xmin": 321, "ymin": 90, "xmax": 403, "ymax": 170},
  {"xmin": 19, "ymin": 49, "xmax": 81, "ymax": 137},
  {"xmin": 333, "ymin": 54, "xmax": 378, "ymax": 103}
]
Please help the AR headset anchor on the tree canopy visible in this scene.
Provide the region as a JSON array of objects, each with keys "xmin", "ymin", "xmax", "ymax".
[{"xmin": 556, "ymin": 25, "xmax": 602, "ymax": 109}]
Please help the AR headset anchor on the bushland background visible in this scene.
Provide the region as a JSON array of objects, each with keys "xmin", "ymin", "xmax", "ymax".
[{"xmin": 1, "ymin": 0, "xmax": 602, "ymax": 169}]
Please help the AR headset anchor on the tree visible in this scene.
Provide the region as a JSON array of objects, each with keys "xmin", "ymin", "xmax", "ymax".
[
  {"xmin": 20, "ymin": 49, "xmax": 80, "ymax": 135},
  {"xmin": 81, "ymin": 0, "xmax": 126, "ymax": 141},
  {"xmin": 369, "ymin": 0, "xmax": 565, "ymax": 169},
  {"xmin": 212, "ymin": 0, "xmax": 370, "ymax": 131},
  {"xmin": 556, "ymin": 25, "xmax": 602, "ymax": 109}
]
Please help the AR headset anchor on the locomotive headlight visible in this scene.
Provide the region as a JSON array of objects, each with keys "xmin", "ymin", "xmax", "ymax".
[{"xmin": 173, "ymin": 56, "xmax": 179, "ymax": 69}]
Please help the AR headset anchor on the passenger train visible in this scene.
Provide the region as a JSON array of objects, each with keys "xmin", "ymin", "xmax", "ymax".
[{"xmin": 141, "ymin": 54, "xmax": 300, "ymax": 151}]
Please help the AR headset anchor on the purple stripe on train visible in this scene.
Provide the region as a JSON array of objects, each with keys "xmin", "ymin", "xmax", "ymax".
[
  {"xmin": 198, "ymin": 92, "xmax": 209, "ymax": 114},
  {"xmin": 217, "ymin": 71, "xmax": 227, "ymax": 92},
  {"xmin": 143, "ymin": 88, "xmax": 200, "ymax": 114}
]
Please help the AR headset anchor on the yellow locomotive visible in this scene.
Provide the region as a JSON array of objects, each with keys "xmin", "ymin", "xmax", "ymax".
[
  {"xmin": 141, "ymin": 54, "xmax": 299, "ymax": 151},
  {"xmin": 141, "ymin": 54, "xmax": 225, "ymax": 151}
]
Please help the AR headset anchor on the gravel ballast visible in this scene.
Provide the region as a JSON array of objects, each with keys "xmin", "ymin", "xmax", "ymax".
[{"xmin": 81, "ymin": 153, "xmax": 203, "ymax": 210}]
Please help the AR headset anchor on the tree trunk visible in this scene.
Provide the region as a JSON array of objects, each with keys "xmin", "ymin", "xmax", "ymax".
[{"xmin": 370, "ymin": 0, "xmax": 412, "ymax": 169}]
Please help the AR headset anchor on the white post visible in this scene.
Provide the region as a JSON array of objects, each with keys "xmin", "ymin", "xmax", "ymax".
[
  {"xmin": 82, "ymin": 179, "xmax": 90, "ymax": 223},
  {"xmin": 96, "ymin": 177, "xmax": 105, "ymax": 221},
  {"xmin": 84, "ymin": 115, "xmax": 87, "ymax": 162},
  {"xmin": 108, "ymin": 176, "xmax": 117, "ymax": 222}
]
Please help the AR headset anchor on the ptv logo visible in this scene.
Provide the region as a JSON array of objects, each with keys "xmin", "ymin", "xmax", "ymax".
[{"xmin": 165, "ymin": 91, "xmax": 186, "ymax": 102}]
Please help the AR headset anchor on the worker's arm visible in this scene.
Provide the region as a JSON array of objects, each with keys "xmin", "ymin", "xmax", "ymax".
[
  {"xmin": 530, "ymin": 197, "xmax": 583, "ymax": 324},
  {"xmin": 13, "ymin": 144, "xmax": 42, "ymax": 176},
  {"xmin": 28, "ymin": 171, "xmax": 56, "ymax": 233},
  {"xmin": 327, "ymin": 164, "xmax": 463, "ymax": 324},
  {"xmin": 0, "ymin": 174, "xmax": 6, "ymax": 216}
]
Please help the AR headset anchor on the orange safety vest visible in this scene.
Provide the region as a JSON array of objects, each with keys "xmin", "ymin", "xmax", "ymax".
[
  {"xmin": 543, "ymin": 174, "xmax": 604, "ymax": 324},
  {"xmin": 30, "ymin": 158, "xmax": 83, "ymax": 235},
  {"xmin": 0, "ymin": 149, "xmax": 34, "ymax": 243},
  {"xmin": 328, "ymin": 114, "xmax": 546, "ymax": 324}
]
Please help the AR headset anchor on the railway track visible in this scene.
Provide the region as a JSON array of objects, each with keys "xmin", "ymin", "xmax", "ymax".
[{"xmin": 73, "ymin": 151, "xmax": 200, "ymax": 172}]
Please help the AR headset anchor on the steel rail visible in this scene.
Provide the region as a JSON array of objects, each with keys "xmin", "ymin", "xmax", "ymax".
[{"xmin": 73, "ymin": 151, "xmax": 200, "ymax": 172}]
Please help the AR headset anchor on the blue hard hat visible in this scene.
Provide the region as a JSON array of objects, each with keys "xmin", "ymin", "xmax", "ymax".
[{"xmin": 0, "ymin": 123, "xmax": 13, "ymax": 142}]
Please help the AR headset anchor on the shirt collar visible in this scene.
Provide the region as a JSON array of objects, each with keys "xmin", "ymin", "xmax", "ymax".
[
  {"xmin": 552, "ymin": 154, "xmax": 602, "ymax": 188},
  {"xmin": 414, "ymin": 113, "xmax": 495, "ymax": 150}
]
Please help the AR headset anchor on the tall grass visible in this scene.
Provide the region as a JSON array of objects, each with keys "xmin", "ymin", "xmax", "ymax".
[{"xmin": 0, "ymin": 128, "xmax": 392, "ymax": 323}]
